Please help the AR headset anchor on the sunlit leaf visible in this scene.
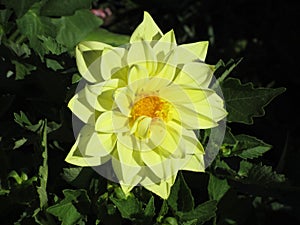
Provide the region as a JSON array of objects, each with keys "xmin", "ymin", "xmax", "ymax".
[
  {"xmin": 53, "ymin": 9, "xmax": 102, "ymax": 49},
  {"xmin": 83, "ymin": 28, "xmax": 130, "ymax": 47}
]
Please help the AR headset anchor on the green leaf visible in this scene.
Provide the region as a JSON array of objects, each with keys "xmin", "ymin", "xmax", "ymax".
[
  {"xmin": 233, "ymin": 134, "xmax": 272, "ymax": 159},
  {"xmin": 164, "ymin": 217, "xmax": 178, "ymax": 225},
  {"xmin": 13, "ymin": 137, "xmax": 27, "ymax": 150},
  {"xmin": 238, "ymin": 161, "xmax": 286, "ymax": 185},
  {"xmin": 181, "ymin": 219, "xmax": 198, "ymax": 225},
  {"xmin": 47, "ymin": 189, "xmax": 90, "ymax": 225},
  {"xmin": 238, "ymin": 160, "xmax": 253, "ymax": 177},
  {"xmin": 83, "ymin": 28, "xmax": 130, "ymax": 46},
  {"xmin": 156, "ymin": 200, "xmax": 169, "ymax": 223},
  {"xmin": 53, "ymin": 9, "xmax": 102, "ymax": 49},
  {"xmin": 40, "ymin": 0, "xmax": 93, "ymax": 17},
  {"xmin": 168, "ymin": 172, "xmax": 194, "ymax": 212},
  {"xmin": 61, "ymin": 167, "xmax": 83, "ymax": 183},
  {"xmin": 145, "ymin": 196, "xmax": 155, "ymax": 218},
  {"xmin": 39, "ymin": 36, "xmax": 68, "ymax": 55},
  {"xmin": 110, "ymin": 195, "xmax": 142, "ymax": 220},
  {"xmin": 45, "ymin": 58, "xmax": 64, "ymax": 71},
  {"xmin": 16, "ymin": 4, "xmax": 57, "ymax": 56},
  {"xmin": 177, "ymin": 200, "xmax": 217, "ymax": 224},
  {"xmin": 12, "ymin": 60, "xmax": 36, "ymax": 80},
  {"xmin": 3, "ymin": 0, "xmax": 39, "ymax": 18},
  {"xmin": 5, "ymin": 41, "xmax": 31, "ymax": 57},
  {"xmin": 214, "ymin": 58, "xmax": 242, "ymax": 83},
  {"xmin": 36, "ymin": 120, "xmax": 48, "ymax": 209},
  {"xmin": 221, "ymin": 78, "xmax": 285, "ymax": 124},
  {"xmin": 208, "ymin": 174, "xmax": 230, "ymax": 202},
  {"xmin": 14, "ymin": 111, "xmax": 32, "ymax": 127}
]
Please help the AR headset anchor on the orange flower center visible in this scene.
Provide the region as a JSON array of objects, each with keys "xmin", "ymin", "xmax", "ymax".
[{"xmin": 131, "ymin": 95, "xmax": 170, "ymax": 121}]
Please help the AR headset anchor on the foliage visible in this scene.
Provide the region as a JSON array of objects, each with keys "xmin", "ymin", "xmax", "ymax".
[{"xmin": 0, "ymin": 1, "xmax": 298, "ymax": 225}]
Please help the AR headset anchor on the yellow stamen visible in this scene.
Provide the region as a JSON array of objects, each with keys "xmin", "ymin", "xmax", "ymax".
[{"xmin": 131, "ymin": 95, "xmax": 170, "ymax": 122}]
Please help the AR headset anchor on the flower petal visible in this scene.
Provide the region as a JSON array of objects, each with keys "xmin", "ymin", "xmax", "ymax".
[
  {"xmin": 141, "ymin": 176, "xmax": 176, "ymax": 199},
  {"xmin": 159, "ymin": 84, "xmax": 214, "ymax": 105},
  {"xmin": 164, "ymin": 41, "xmax": 208, "ymax": 65},
  {"xmin": 130, "ymin": 11, "xmax": 163, "ymax": 43},
  {"xmin": 127, "ymin": 64, "xmax": 149, "ymax": 85},
  {"xmin": 68, "ymin": 92, "xmax": 94, "ymax": 124},
  {"xmin": 180, "ymin": 128, "xmax": 205, "ymax": 155},
  {"xmin": 100, "ymin": 47, "xmax": 126, "ymax": 81},
  {"xmin": 111, "ymin": 142, "xmax": 142, "ymax": 185},
  {"xmin": 174, "ymin": 62, "xmax": 214, "ymax": 88},
  {"xmin": 114, "ymin": 87, "xmax": 135, "ymax": 116},
  {"xmin": 193, "ymin": 92, "xmax": 228, "ymax": 122},
  {"xmin": 127, "ymin": 41, "xmax": 157, "ymax": 75},
  {"xmin": 76, "ymin": 41, "xmax": 112, "ymax": 83},
  {"xmin": 78, "ymin": 126, "xmax": 117, "ymax": 157},
  {"xmin": 153, "ymin": 30, "xmax": 177, "ymax": 61},
  {"xmin": 154, "ymin": 62, "xmax": 176, "ymax": 83},
  {"xmin": 133, "ymin": 116, "xmax": 152, "ymax": 139},
  {"xmin": 179, "ymin": 41, "xmax": 209, "ymax": 62},
  {"xmin": 181, "ymin": 154, "xmax": 205, "ymax": 172},
  {"xmin": 95, "ymin": 111, "xmax": 130, "ymax": 133},
  {"xmin": 174, "ymin": 103, "xmax": 218, "ymax": 129},
  {"xmin": 65, "ymin": 133, "xmax": 110, "ymax": 167}
]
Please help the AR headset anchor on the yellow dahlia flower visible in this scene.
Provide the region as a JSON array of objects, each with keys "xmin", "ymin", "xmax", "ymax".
[{"xmin": 66, "ymin": 12, "xmax": 227, "ymax": 199}]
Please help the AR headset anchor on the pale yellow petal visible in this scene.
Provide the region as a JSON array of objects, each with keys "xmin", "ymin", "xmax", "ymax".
[
  {"xmin": 116, "ymin": 132, "xmax": 141, "ymax": 150},
  {"xmin": 127, "ymin": 64, "xmax": 149, "ymax": 85},
  {"xmin": 174, "ymin": 104, "xmax": 218, "ymax": 129},
  {"xmin": 154, "ymin": 62, "xmax": 176, "ymax": 83},
  {"xmin": 126, "ymin": 64, "xmax": 149, "ymax": 93},
  {"xmin": 181, "ymin": 154, "xmax": 205, "ymax": 172},
  {"xmin": 193, "ymin": 92, "xmax": 228, "ymax": 122},
  {"xmin": 153, "ymin": 30, "xmax": 177, "ymax": 61},
  {"xmin": 111, "ymin": 142, "xmax": 142, "ymax": 185},
  {"xmin": 130, "ymin": 11, "xmax": 163, "ymax": 43},
  {"xmin": 127, "ymin": 42, "xmax": 157, "ymax": 75},
  {"xmin": 180, "ymin": 128, "xmax": 204, "ymax": 155},
  {"xmin": 87, "ymin": 79, "xmax": 126, "ymax": 112},
  {"xmin": 159, "ymin": 121, "xmax": 182, "ymax": 156},
  {"xmin": 141, "ymin": 176, "xmax": 176, "ymax": 199},
  {"xmin": 81, "ymin": 128, "xmax": 117, "ymax": 157},
  {"xmin": 159, "ymin": 84, "xmax": 214, "ymax": 105},
  {"xmin": 174, "ymin": 62, "xmax": 214, "ymax": 88},
  {"xmin": 100, "ymin": 47, "xmax": 126, "ymax": 81},
  {"xmin": 88, "ymin": 79, "xmax": 126, "ymax": 95},
  {"xmin": 165, "ymin": 42, "xmax": 208, "ymax": 65},
  {"xmin": 76, "ymin": 41, "xmax": 112, "ymax": 83},
  {"xmin": 180, "ymin": 41, "xmax": 209, "ymax": 61},
  {"xmin": 96, "ymin": 89, "xmax": 115, "ymax": 111},
  {"xmin": 78, "ymin": 41, "xmax": 112, "ymax": 52},
  {"xmin": 68, "ymin": 93, "xmax": 94, "ymax": 124},
  {"xmin": 140, "ymin": 149, "xmax": 166, "ymax": 178},
  {"xmin": 114, "ymin": 87, "xmax": 135, "ymax": 116},
  {"xmin": 95, "ymin": 111, "xmax": 130, "ymax": 133},
  {"xmin": 134, "ymin": 116, "xmax": 152, "ymax": 139},
  {"xmin": 65, "ymin": 134, "xmax": 110, "ymax": 167}
]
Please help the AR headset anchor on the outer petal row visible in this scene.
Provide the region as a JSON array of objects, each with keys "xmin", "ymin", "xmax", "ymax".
[
  {"xmin": 65, "ymin": 125, "xmax": 115, "ymax": 167},
  {"xmin": 130, "ymin": 12, "xmax": 163, "ymax": 43}
]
